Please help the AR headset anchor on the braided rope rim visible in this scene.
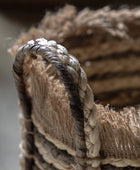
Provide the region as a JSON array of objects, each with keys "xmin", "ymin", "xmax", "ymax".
[
  {"xmin": 13, "ymin": 38, "xmax": 101, "ymax": 169},
  {"xmin": 13, "ymin": 38, "xmax": 140, "ymax": 169}
]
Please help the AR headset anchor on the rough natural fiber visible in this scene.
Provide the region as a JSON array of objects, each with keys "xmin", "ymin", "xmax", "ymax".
[
  {"xmin": 10, "ymin": 5, "xmax": 140, "ymax": 107},
  {"xmin": 97, "ymin": 105, "xmax": 140, "ymax": 167},
  {"xmin": 13, "ymin": 38, "xmax": 99, "ymax": 169},
  {"xmin": 13, "ymin": 38, "xmax": 140, "ymax": 170}
]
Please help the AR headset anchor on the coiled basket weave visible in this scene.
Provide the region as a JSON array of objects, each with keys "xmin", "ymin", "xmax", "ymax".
[
  {"xmin": 13, "ymin": 38, "xmax": 140, "ymax": 170},
  {"xmin": 10, "ymin": 5, "xmax": 140, "ymax": 108}
]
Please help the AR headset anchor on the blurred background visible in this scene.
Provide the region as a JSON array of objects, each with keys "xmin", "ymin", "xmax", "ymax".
[
  {"xmin": 0, "ymin": 1, "xmax": 139, "ymax": 170},
  {"xmin": 0, "ymin": 6, "xmax": 45, "ymax": 170}
]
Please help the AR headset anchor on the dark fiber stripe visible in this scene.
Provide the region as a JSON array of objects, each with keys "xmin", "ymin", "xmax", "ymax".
[
  {"xmin": 82, "ymin": 50, "xmax": 140, "ymax": 63},
  {"xmin": 89, "ymin": 70, "xmax": 140, "ymax": 81}
]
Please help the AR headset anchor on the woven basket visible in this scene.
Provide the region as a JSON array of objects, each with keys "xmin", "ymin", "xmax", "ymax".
[
  {"xmin": 11, "ymin": 5, "xmax": 140, "ymax": 170},
  {"xmin": 10, "ymin": 5, "xmax": 140, "ymax": 107},
  {"xmin": 12, "ymin": 38, "xmax": 140, "ymax": 170}
]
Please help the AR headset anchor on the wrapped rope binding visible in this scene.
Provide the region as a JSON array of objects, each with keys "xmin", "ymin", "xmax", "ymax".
[{"xmin": 13, "ymin": 38, "xmax": 140, "ymax": 170}]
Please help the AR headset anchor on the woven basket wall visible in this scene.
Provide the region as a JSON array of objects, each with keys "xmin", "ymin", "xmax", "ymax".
[
  {"xmin": 10, "ymin": 5, "xmax": 140, "ymax": 108},
  {"xmin": 11, "ymin": 5, "xmax": 140, "ymax": 170}
]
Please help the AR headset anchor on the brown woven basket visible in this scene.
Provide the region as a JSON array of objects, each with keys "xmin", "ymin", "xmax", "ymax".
[
  {"xmin": 12, "ymin": 38, "xmax": 140, "ymax": 170},
  {"xmin": 10, "ymin": 5, "xmax": 140, "ymax": 107},
  {"xmin": 11, "ymin": 5, "xmax": 140, "ymax": 170}
]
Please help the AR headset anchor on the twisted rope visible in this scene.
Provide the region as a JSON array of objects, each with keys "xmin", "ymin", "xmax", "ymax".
[
  {"xmin": 31, "ymin": 38, "xmax": 101, "ymax": 169},
  {"xmin": 13, "ymin": 38, "xmax": 101, "ymax": 169}
]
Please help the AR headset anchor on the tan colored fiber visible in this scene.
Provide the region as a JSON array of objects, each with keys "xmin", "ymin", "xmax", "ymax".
[
  {"xmin": 13, "ymin": 38, "xmax": 140, "ymax": 170},
  {"xmin": 10, "ymin": 5, "xmax": 140, "ymax": 107},
  {"xmin": 10, "ymin": 6, "xmax": 140, "ymax": 60},
  {"xmin": 97, "ymin": 105, "xmax": 140, "ymax": 161}
]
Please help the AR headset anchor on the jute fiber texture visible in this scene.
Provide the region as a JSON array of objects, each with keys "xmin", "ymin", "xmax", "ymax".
[
  {"xmin": 13, "ymin": 38, "xmax": 140, "ymax": 170},
  {"xmin": 10, "ymin": 5, "xmax": 140, "ymax": 107}
]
